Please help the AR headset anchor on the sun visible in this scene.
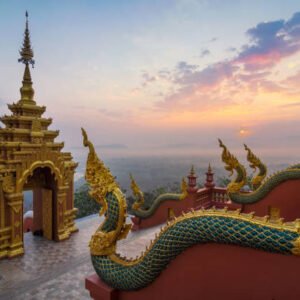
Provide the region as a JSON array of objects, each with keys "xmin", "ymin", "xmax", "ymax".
[{"xmin": 238, "ymin": 128, "xmax": 251, "ymax": 137}]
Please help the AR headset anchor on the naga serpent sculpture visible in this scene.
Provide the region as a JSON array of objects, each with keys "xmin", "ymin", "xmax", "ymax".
[
  {"xmin": 82, "ymin": 129, "xmax": 300, "ymax": 291},
  {"xmin": 244, "ymin": 143, "xmax": 267, "ymax": 190},
  {"xmin": 219, "ymin": 139, "xmax": 300, "ymax": 204},
  {"xmin": 130, "ymin": 173, "xmax": 188, "ymax": 218}
]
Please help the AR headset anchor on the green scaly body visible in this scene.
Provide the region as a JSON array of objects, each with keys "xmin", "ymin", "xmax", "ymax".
[
  {"xmin": 82, "ymin": 131, "xmax": 300, "ymax": 292},
  {"xmin": 129, "ymin": 174, "xmax": 187, "ymax": 219},
  {"xmin": 229, "ymin": 168, "xmax": 300, "ymax": 204},
  {"xmin": 220, "ymin": 140, "xmax": 300, "ymax": 204},
  {"xmin": 92, "ymin": 192, "xmax": 300, "ymax": 290},
  {"xmin": 131, "ymin": 193, "xmax": 182, "ymax": 218}
]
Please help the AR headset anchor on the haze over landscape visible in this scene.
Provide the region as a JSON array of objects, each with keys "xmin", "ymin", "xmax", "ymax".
[{"xmin": 1, "ymin": 0, "xmax": 300, "ymax": 191}]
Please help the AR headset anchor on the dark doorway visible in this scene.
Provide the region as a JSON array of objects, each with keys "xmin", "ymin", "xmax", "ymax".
[{"xmin": 23, "ymin": 167, "xmax": 57, "ymax": 241}]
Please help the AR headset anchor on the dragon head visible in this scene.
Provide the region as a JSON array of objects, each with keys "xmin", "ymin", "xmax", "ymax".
[
  {"xmin": 218, "ymin": 139, "xmax": 247, "ymax": 193},
  {"xmin": 244, "ymin": 144, "xmax": 267, "ymax": 189},
  {"xmin": 82, "ymin": 128, "xmax": 132, "ymax": 256},
  {"xmin": 130, "ymin": 174, "xmax": 145, "ymax": 210}
]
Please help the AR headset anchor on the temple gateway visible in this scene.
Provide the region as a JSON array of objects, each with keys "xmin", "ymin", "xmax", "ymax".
[{"xmin": 0, "ymin": 12, "xmax": 78, "ymax": 259}]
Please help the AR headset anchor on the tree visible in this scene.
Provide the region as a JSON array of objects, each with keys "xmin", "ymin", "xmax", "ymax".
[{"xmin": 74, "ymin": 183, "xmax": 101, "ymax": 219}]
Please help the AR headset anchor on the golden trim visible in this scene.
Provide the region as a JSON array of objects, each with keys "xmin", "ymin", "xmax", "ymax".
[
  {"xmin": 16, "ymin": 160, "xmax": 63, "ymax": 192},
  {"xmin": 110, "ymin": 207, "xmax": 300, "ymax": 266},
  {"xmin": 292, "ymin": 237, "xmax": 300, "ymax": 255},
  {"xmin": 0, "ymin": 182, "xmax": 4, "ymax": 228}
]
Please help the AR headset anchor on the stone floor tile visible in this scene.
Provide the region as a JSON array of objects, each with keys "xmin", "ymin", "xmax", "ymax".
[{"xmin": 0, "ymin": 215, "xmax": 162, "ymax": 300}]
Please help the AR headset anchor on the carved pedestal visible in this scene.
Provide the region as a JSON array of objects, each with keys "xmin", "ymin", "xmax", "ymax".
[{"xmin": 86, "ymin": 274, "xmax": 118, "ymax": 300}]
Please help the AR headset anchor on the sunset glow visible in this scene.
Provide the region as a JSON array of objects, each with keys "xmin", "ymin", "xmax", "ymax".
[{"xmin": 0, "ymin": 1, "xmax": 300, "ymax": 156}]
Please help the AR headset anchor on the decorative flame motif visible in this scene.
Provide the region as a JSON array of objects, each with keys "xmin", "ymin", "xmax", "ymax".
[
  {"xmin": 130, "ymin": 174, "xmax": 144, "ymax": 210},
  {"xmin": 218, "ymin": 139, "xmax": 247, "ymax": 193},
  {"xmin": 180, "ymin": 177, "xmax": 188, "ymax": 200},
  {"xmin": 244, "ymin": 144, "xmax": 267, "ymax": 190}
]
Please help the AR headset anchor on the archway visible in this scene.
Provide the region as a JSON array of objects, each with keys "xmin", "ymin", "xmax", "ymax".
[
  {"xmin": 23, "ymin": 167, "xmax": 57, "ymax": 241},
  {"xmin": 0, "ymin": 157, "xmax": 78, "ymax": 259}
]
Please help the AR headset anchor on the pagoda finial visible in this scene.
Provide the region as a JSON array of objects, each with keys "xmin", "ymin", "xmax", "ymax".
[
  {"xmin": 187, "ymin": 165, "xmax": 197, "ymax": 192},
  {"xmin": 205, "ymin": 163, "xmax": 215, "ymax": 188},
  {"xmin": 190, "ymin": 165, "xmax": 195, "ymax": 175},
  {"xmin": 18, "ymin": 11, "xmax": 35, "ymax": 103},
  {"xmin": 18, "ymin": 11, "xmax": 34, "ymax": 67},
  {"xmin": 208, "ymin": 163, "xmax": 212, "ymax": 173}
]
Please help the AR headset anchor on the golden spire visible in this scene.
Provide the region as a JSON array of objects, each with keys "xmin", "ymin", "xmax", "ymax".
[
  {"xmin": 208, "ymin": 163, "xmax": 212, "ymax": 173},
  {"xmin": 18, "ymin": 11, "xmax": 35, "ymax": 103},
  {"xmin": 190, "ymin": 165, "xmax": 195, "ymax": 175}
]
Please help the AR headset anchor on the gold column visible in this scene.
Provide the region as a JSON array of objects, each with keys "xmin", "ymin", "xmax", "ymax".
[
  {"xmin": 6, "ymin": 192, "xmax": 24, "ymax": 258},
  {"xmin": 0, "ymin": 181, "xmax": 4, "ymax": 229},
  {"xmin": 42, "ymin": 188, "xmax": 53, "ymax": 240},
  {"xmin": 0, "ymin": 181, "xmax": 10, "ymax": 259},
  {"xmin": 56, "ymin": 186, "xmax": 69, "ymax": 241},
  {"xmin": 64, "ymin": 178, "xmax": 78, "ymax": 235}
]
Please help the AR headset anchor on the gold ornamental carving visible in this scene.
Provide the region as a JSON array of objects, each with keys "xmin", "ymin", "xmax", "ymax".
[
  {"xmin": 31, "ymin": 118, "xmax": 41, "ymax": 131},
  {"xmin": 82, "ymin": 128, "xmax": 117, "ymax": 215},
  {"xmin": 63, "ymin": 167, "xmax": 74, "ymax": 186},
  {"xmin": 0, "ymin": 12, "xmax": 78, "ymax": 260},
  {"xmin": 2, "ymin": 174, "xmax": 15, "ymax": 193},
  {"xmin": 12, "ymin": 206, "xmax": 22, "ymax": 214}
]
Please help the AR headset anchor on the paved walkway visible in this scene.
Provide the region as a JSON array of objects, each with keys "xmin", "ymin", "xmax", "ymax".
[{"xmin": 0, "ymin": 215, "xmax": 161, "ymax": 300}]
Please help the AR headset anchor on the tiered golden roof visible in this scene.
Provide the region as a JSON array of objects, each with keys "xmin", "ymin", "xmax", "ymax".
[
  {"xmin": 0, "ymin": 12, "xmax": 78, "ymax": 259},
  {"xmin": 0, "ymin": 12, "xmax": 66, "ymax": 164}
]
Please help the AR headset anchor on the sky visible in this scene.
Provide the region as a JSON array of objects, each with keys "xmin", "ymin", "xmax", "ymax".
[{"xmin": 1, "ymin": 0, "xmax": 300, "ymax": 158}]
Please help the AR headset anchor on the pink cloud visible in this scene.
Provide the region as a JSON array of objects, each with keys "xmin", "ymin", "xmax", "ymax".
[{"xmin": 145, "ymin": 11, "xmax": 300, "ymax": 112}]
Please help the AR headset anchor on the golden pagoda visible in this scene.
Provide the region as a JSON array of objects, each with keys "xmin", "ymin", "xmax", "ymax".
[{"xmin": 0, "ymin": 12, "xmax": 78, "ymax": 259}]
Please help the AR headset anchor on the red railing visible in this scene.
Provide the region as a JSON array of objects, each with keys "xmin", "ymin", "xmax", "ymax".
[
  {"xmin": 212, "ymin": 187, "xmax": 230, "ymax": 205},
  {"xmin": 194, "ymin": 188, "xmax": 210, "ymax": 209}
]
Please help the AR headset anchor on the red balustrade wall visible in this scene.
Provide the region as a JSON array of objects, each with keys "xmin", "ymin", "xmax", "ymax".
[{"xmin": 86, "ymin": 243, "xmax": 300, "ymax": 300}]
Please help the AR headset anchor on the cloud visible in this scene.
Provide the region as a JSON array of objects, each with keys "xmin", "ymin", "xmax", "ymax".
[
  {"xmin": 176, "ymin": 61, "xmax": 198, "ymax": 74},
  {"xmin": 227, "ymin": 47, "xmax": 237, "ymax": 53},
  {"xmin": 158, "ymin": 69, "xmax": 171, "ymax": 79},
  {"xmin": 279, "ymin": 101, "xmax": 300, "ymax": 108},
  {"xmin": 141, "ymin": 72, "xmax": 157, "ymax": 87},
  {"xmin": 175, "ymin": 61, "xmax": 238, "ymax": 87},
  {"xmin": 147, "ymin": 11, "xmax": 300, "ymax": 112},
  {"xmin": 236, "ymin": 13, "xmax": 300, "ymax": 70},
  {"xmin": 282, "ymin": 70, "xmax": 300, "ymax": 90},
  {"xmin": 200, "ymin": 49, "xmax": 210, "ymax": 57}
]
